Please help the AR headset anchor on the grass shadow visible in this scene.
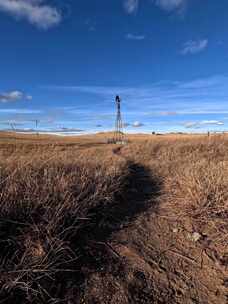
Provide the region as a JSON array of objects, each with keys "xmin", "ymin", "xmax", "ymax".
[
  {"xmin": 72, "ymin": 160, "xmax": 162, "ymax": 282},
  {"xmin": 86, "ymin": 161, "xmax": 161, "ymax": 242}
]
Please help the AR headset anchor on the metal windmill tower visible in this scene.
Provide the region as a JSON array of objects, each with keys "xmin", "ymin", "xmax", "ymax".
[
  {"xmin": 35, "ymin": 119, "xmax": 39, "ymax": 136},
  {"xmin": 113, "ymin": 95, "xmax": 125, "ymax": 143}
]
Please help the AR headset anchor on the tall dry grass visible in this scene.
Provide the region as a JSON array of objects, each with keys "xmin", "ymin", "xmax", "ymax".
[
  {"xmin": 122, "ymin": 135, "xmax": 228, "ymax": 257},
  {"xmin": 0, "ymin": 134, "xmax": 227, "ymax": 303},
  {"xmin": 0, "ymin": 146, "xmax": 127, "ymax": 302}
]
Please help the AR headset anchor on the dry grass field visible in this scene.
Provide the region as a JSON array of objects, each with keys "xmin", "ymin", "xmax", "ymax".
[{"xmin": 0, "ymin": 131, "xmax": 227, "ymax": 303}]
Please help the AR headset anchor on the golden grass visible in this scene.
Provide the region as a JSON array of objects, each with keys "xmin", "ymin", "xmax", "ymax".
[{"xmin": 0, "ymin": 132, "xmax": 227, "ymax": 303}]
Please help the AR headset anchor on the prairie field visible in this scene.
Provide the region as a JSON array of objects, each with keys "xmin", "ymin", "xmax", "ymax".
[{"xmin": 0, "ymin": 132, "xmax": 227, "ymax": 303}]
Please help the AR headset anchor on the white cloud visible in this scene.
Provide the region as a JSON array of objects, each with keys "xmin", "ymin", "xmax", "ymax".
[
  {"xmin": 184, "ymin": 122, "xmax": 199, "ymax": 129},
  {"xmin": 46, "ymin": 74, "xmax": 228, "ymax": 117},
  {"xmin": 132, "ymin": 121, "xmax": 144, "ymax": 127},
  {"xmin": 181, "ymin": 39, "xmax": 208, "ymax": 55},
  {"xmin": 123, "ymin": 0, "xmax": 187, "ymax": 14},
  {"xmin": 184, "ymin": 120, "xmax": 224, "ymax": 129},
  {"xmin": 126, "ymin": 33, "xmax": 145, "ymax": 40},
  {"xmin": 160, "ymin": 111, "xmax": 177, "ymax": 116},
  {"xmin": 0, "ymin": 90, "xmax": 32, "ymax": 103},
  {"xmin": 57, "ymin": 127, "xmax": 85, "ymax": 133},
  {"xmin": 0, "ymin": 0, "xmax": 62, "ymax": 29},
  {"xmin": 155, "ymin": 0, "xmax": 187, "ymax": 12},
  {"xmin": 202, "ymin": 120, "xmax": 224, "ymax": 125},
  {"xmin": 124, "ymin": 0, "xmax": 139, "ymax": 14},
  {"xmin": 0, "ymin": 109, "xmax": 40, "ymax": 114}
]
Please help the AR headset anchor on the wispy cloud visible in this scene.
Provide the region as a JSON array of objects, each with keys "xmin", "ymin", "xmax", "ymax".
[
  {"xmin": 181, "ymin": 39, "xmax": 208, "ymax": 55},
  {"xmin": 155, "ymin": 0, "xmax": 187, "ymax": 12},
  {"xmin": 126, "ymin": 33, "xmax": 145, "ymax": 40},
  {"xmin": 0, "ymin": 90, "xmax": 32, "ymax": 103},
  {"xmin": 0, "ymin": 109, "xmax": 40, "ymax": 114},
  {"xmin": 123, "ymin": 0, "xmax": 188, "ymax": 15},
  {"xmin": 132, "ymin": 121, "xmax": 144, "ymax": 127},
  {"xmin": 0, "ymin": 0, "xmax": 62, "ymax": 29},
  {"xmin": 123, "ymin": 0, "xmax": 139, "ymax": 14},
  {"xmin": 48, "ymin": 75, "xmax": 228, "ymax": 117},
  {"xmin": 55, "ymin": 127, "xmax": 85, "ymax": 133},
  {"xmin": 160, "ymin": 111, "xmax": 177, "ymax": 116},
  {"xmin": 184, "ymin": 120, "xmax": 224, "ymax": 129}
]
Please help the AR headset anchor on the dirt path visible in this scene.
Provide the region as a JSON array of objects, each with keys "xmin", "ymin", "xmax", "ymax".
[{"xmin": 76, "ymin": 146, "xmax": 227, "ymax": 304}]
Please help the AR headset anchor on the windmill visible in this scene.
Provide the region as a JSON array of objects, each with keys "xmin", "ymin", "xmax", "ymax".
[
  {"xmin": 109, "ymin": 95, "xmax": 126, "ymax": 144},
  {"xmin": 9, "ymin": 122, "xmax": 16, "ymax": 131},
  {"xmin": 35, "ymin": 119, "xmax": 39, "ymax": 136}
]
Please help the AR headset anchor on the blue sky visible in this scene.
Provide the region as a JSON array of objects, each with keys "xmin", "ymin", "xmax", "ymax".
[{"xmin": 1, "ymin": 0, "xmax": 228, "ymax": 133}]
